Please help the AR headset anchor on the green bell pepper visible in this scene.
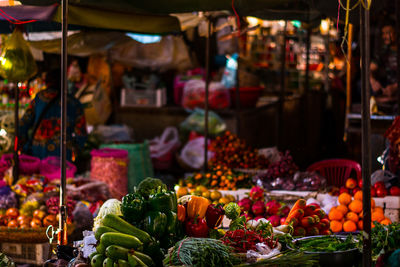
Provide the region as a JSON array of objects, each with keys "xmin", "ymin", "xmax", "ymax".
[
  {"xmin": 166, "ymin": 211, "xmax": 177, "ymax": 234},
  {"xmin": 142, "ymin": 211, "xmax": 167, "ymax": 239},
  {"xmin": 121, "ymin": 193, "xmax": 146, "ymax": 224},
  {"xmin": 148, "ymin": 187, "xmax": 176, "ymax": 213}
]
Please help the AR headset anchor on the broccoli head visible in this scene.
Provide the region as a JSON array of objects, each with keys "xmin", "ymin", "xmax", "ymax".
[
  {"xmin": 224, "ymin": 202, "xmax": 241, "ymax": 220},
  {"xmin": 137, "ymin": 177, "xmax": 167, "ymax": 199}
]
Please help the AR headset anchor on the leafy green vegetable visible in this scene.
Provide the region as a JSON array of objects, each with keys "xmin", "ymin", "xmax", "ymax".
[
  {"xmin": 235, "ymin": 250, "xmax": 318, "ymax": 267},
  {"xmin": 164, "ymin": 237, "xmax": 239, "ymax": 267},
  {"xmin": 224, "ymin": 202, "xmax": 241, "ymax": 220},
  {"xmin": 229, "ymin": 215, "xmax": 246, "ymax": 231},
  {"xmin": 137, "ymin": 177, "xmax": 167, "ymax": 199},
  {"xmin": 93, "ymin": 199, "xmax": 122, "ymax": 231},
  {"xmin": 291, "ymin": 235, "xmax": 358, "ymax": 252}
]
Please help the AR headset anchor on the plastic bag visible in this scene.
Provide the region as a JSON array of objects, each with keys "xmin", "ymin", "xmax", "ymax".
[
  {"xmin": 180, "ymin": 108, "xmax": 226, "ymax": 136},
  {"xmin": 182, "ymin": 79, "xmax": 230, "ymax": 109},
  {"xmin": 149, "ymin": 127, "xmax": 180, "ymax": 170},
  {"xmin": 0, "ymin": 28, "xmax": 37, "ymax": 82},
  {"xmin": 94, "ymin": 124, "xmax": 133, "ymax": 143},
  {"xmin": 180, "ymin": 137, "xmax": 214, "ymax": 170}
]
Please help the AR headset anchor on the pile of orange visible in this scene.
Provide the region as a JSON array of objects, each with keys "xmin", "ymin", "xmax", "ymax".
[{"xmin": 328, "ymin": 191, "xmax": 392, "ymax": 233}]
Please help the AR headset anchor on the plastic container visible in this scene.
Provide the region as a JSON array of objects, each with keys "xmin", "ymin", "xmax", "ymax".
[
  {"xmin": 39, "ymin": 156, "xmax": 77, "ymax": 181},
  {"xmin": 229, "ymin": 87, "xmax": 263, "ymax": 108},
  {"xmin": 1, "ymin": 154, "xmax": 41, "ymax": 175}
]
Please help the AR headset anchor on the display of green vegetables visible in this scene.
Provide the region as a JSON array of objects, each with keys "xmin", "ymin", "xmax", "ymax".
[
  {"xmin": 164, "ymin": 237, "xmax": 239, "ymax": 267},
  {"xmin": 289, "ymin": 235, "xmax": 358, "ymax": 252},
  {"xmin": 235, "ymin": 250, "xmax": 319, "ymax": 267}
]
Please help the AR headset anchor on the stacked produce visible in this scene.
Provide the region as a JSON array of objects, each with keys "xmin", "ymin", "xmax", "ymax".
[
  {"xmin": 208, "ymin": 131, "xmax": 269, "ymax": 169},
  {"xmin": 176, "ymin": 185, "xmax": 236, "ymax": 205},
  {"xmin": 284, "ymin": 199, "xmax": 331, "ymax": 237},
  {"xmin": 328, "ymin": 191, "xmax": 391, "ymax": 233},
  {"xmin": 370, "ymin": 181, "xmax": 400, "ymax": 197},
  {"xmin": 237, "ymin": 186, "xmax": 290, "ymax": 227},
  {"xmin": 183, "ymin": 165, "xmax": 252, "ymax": 190},
  {"xmin": 330, "ymin": 178, "xmax": 400, "ymax": 198}
]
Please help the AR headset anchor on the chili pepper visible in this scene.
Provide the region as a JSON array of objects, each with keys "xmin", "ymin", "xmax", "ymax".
[
  {"xmin": 177, "ymin": 204, "xmax": 186, "ymax": 222},
  {"xmin": 185, "ymin": 216, "xmax": 209, "ymax": 238},
  {"xmin": 142, "ymin": 211, "xmax": 167, "ymax": 239},
  {"xmin": 186, "ymin": 196, "xmax": 209, "ymax": 219},
  {"xmin": 121, "ymin": 192, "xmax": 145, "ymax": 224},
  {"xmin": 148, "ymin": 187, "xmax": 175, "ymax": 213},
  {"xmin": 205, "ymin": 203, "xmax": 225, "ymax": 229}
]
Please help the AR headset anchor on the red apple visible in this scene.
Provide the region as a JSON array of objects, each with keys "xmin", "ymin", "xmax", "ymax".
[
  {"xmin": 371, "ymin": 187, "xmax": 377, "ymax": 197},
  {"xmin": 376, "ymin": 187, "xmax": 388, "ymax": 198},
  {"xmin": 352, "ymin": 187, "xmax": 361, "ymax": 195},
  {"xmin": 358, "ymin": 179, "xmax": 363, "ymax": 188},
  {"xmin": 374, "ymin": 181, "xmax": 386, "ymax": 189},
  {"xmin": 345, "ymin": 178, "xmax": 357, "ymax": 189},
  {"xmin": 389, "ymin": 186, "xmax": 400, "ymax": 196},
  {"xmin": 339, "ymin": 187, "xmax": 350, "ymax": 195}
]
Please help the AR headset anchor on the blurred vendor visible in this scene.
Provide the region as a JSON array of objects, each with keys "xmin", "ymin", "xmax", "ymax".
[
  {"xmin": 19, "ymin": 68, "xmax": 87, "ymax": 161},
  {"xmin": 370, "ymin": 21, "xmax": 398, "ymax": 106}
]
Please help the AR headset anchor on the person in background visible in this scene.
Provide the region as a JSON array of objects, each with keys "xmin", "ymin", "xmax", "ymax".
[
  {"xmin": 370, "ymin": 21, "xmax": 398, "ymax": 107},
  {"xmin": 19, "ymin": 68, "xmax": 87, "ymax": 161}
]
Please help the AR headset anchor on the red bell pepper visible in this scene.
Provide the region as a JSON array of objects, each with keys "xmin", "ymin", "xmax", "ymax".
[
  {"xmin": 185, "ymin": 216, "xmax": 209, "ymax": 237},
  {"xmin": 205, "ymin": 204, "xmax": 225, "ymax": 229}
]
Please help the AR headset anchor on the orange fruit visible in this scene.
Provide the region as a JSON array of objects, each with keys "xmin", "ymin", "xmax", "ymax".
[
  {"xmin": 359, "ymin": 210, "xmax": 363, "ymax": 218},
  {"xmin": 354, "ymin": 191, "xmax": 363, "ymax": 201},
  {"xmin": 346, "ymin": 212, "xmax": 359, "ymax": 223},
  {"xmin": 329, "ymin": 208, "xmax": 344, "ymax": 221},
  {"xmin": 330, "ymin": 220, "xmax": 343, "ymax": 233},
  {"xmin": 372, "ymin": 211, "xmax": 385, "ymax": 222},
  {"xmin": 373, "ymin": 207, "xmax": 384, "ymax": 214},
  {"xmin": 349, "ymin": 200, "xmax": 363, "ymax": 213},
  {"xmin": 358, "ymin": 220, "xmax": 363, "ymax": 230},
  {"xmin": 336, "ymin": 205, "xmax": 349, "ymax": 215},
  {"xmin": 338, "ymin": 193, "xmax": 352, "ymax": 206},
  {"xmin": 345, "ymin": 178, "xmax": 357, "ymax": 189},
  {"xmin": 380, "ymin": 218, "xmax": 392, "ymax": 225},
  {"xmin": 343, "ymin": 220, "xmax": 357, "ymax": 232}
]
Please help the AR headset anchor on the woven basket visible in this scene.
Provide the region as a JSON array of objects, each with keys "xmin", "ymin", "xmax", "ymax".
[{"xmin": 0, "ymin": 225, "xmax": 75, "ymax": 243}]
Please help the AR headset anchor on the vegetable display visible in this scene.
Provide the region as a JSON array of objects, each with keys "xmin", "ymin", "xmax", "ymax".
[
  {"xmin": 221, "ymin": 229, "xmax": 278, "ymax": 253},
  {"xmin": 290, "ymin": 235, "xmax": 358, "ymax": 252}
]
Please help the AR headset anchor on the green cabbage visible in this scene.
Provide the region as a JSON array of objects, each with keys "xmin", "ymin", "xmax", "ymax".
[{"xmin": 93, "ymin": 199, "xmax": 122, "ymax": 231}]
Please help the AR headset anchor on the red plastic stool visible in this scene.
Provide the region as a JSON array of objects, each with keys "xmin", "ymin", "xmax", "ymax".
[{"xmin": 306, "ymin": 159, "xmax": 362, "ymax": 187}]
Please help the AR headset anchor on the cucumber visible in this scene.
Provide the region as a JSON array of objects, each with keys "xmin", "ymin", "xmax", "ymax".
[
  {"xmin": 95, "ymin": 226, "xmax": 118, "ymax": 241},
  {"xmin": 100, "ymin": 233, "xmax": 143, "ymax": 251},
  {"xmin": 103, "ymin": 214, "xmax": 151, "ymax": 244},
  {"xmin": 127, "ymin": 254, "xmax": 147, "ymax": 267},
  {"xmin": 132, "ymin": 252, "xmax": 154, "ymax": 267},
  {"xmin": 103, "ymin": 258, "xmax": 114, "ymax": 267},
  {"xmin": 89, "ymin": 251, "xmax": 98, "ymax": 261},
  {"xmin": 91, "ymin": 254, "xmax": 105, "ymax": 267},
  {"xmin": 105, "ymin": 245, "xmax": 129, "ymax": 261},
  {"xmin": 96, "ymin": 243, "xmax": 106, "ymax": 254},
  {"xmin": 118, "ymin": 259, "xmax": 129, "ymax": 267}
]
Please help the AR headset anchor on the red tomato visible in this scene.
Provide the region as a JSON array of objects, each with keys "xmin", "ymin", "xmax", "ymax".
[
  {"xmin": 374, "ymin": 181, "xmax": 386, "ymax": 189},
  {"xmin": 376, "ymin": 187, "xmax": 388, "ymax": 198},
  {"xmin": 389, "ymin": 186, "xmax": 400, "ymax": 196},
  {"xmin": 371, "ymin": 187, "xmax": 377, "ymax": 197},
  {"xmin": 358, "ymin": 179, "xmax": 363, "ymax": 188},
  {"xmin": 7, "ymin": 220, "xmax": 18, "ymax": 228},
  {"xmin": 5, "ymin": 208, "xmax": 19, "ymax": 219}
]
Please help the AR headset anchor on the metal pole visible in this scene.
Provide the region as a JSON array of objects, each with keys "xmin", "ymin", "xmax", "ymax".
[
  {"xmin": 235, "ymin": 36, "xmax": 241, "ymax": 136},
  {"xmin": 277, "ymin": 21, "xmax": 287, "ymax": 149},
  {"xmin": 305, "ymin": 25, "xmax": 311, "ymax": 92},
  {"xmin": 13, "ymin": 84, "xmax": 19, "ymax": 183},
  {"xmin": 58, "ymin": 0, "xmax": 68, "ymax": 245},
  {"xmin": 396, "ymin": 1, "xmax": 400, "ymax": 113},
  {"xmin": 360, "ymin": 4, "xmax": 372, "ymax": 267},
  {"xmin": 344, "ymin": 24, "xmax": 354, "ymax": 142},
  {"xmin": 203, "ymin": 20, "xmax": 211, "ymax": 173}
]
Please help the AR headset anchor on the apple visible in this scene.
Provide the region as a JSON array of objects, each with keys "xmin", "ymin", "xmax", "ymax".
[
  {"xmin": 30, "ymin": 218, "xmax": 42, "ymax": 228},
  {"xmin": 345, "ymin": 178, "xmax": 357, "ymax": 189},
  {"xmin": 358, "ymin": 179, "xmax": 363, "ymax": 188},
  {"xmin": 374, "ymin": 181, "xmax": 386, "ymax": 189},
  {"xmin": 353, "ymin": 187, "xmax": 361, "ymax": 195},
  {"xmin": 33, "ymin": 210, "xmax": 46, "ymax": 221},
  {"xmin": 5, "ymin": 208, "xmax": 19, "ymax": 219},
  {"xmin": 7, "ymin": 220, "xmax": 18, "ymax": 228},
  {"xmin": 389, "ymin": 186, "xmax": 400, "ymax": 196},
  {"xmin": 376, "ymin": 187, "xmax": 388, "ymax": 198},
  {"xmin": 339, "ymin": 187, "xmax": 350, "ymax": 195}
]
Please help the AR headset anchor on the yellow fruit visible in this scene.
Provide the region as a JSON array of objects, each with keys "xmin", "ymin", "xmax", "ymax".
[
  {"xmin": 177, "ymin": 187, "xmax": 189, "ymax": 198},
  {"xmin": 210, "ymin": 190, "xmax": 222, "ymax": 201},
  {"xmin": 219, "ymin": 197, "xmax": 230, "ymax": 205},
  {"xmin": 225, "ymin": 194, "xmax": 236, "ymax": 202},
  {"xmin": 202, "ymin": 191, "xmax": 211, "ymax": 199},
  {"xmin": 196, "ymin": 185, "xmax": 208, "ymax": 193},
  {"xmin": 192, "ymin": 190, "xmax": 202, "ymax": 196}
]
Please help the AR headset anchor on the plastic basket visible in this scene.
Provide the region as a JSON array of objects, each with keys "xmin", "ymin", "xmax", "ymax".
[
  {"xmin": 1, "ymin": 154, "xmax": 41, "ymax": 175},
  {"xmin": 39, "ymin": 156, "xmax": 77, "ymax": 181},
  {"xmin": 101, "ymin": 142, "xmax": 154, "ymax": 193},
  {"xmin": 306, "ymin": 159, "xmax": 362, "ymax": 187}
]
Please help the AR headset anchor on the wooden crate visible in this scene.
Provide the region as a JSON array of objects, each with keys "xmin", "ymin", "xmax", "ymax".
[{"xmin": 374, "ymin": 196, "xmax": 400, "ymax": 209}]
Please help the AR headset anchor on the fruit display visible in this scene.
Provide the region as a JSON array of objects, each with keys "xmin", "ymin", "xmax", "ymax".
[
  {"xmin": 208, "ymin": 131, "xmax": 269, "ymax": 169},
  {"xmin": 256, "ymin": 171, "xmax": 326, "ymax": 191},
  {"xmin": 182, "ymin": 165, "xmax": 252, "ymax": 190},
  {"xmin": 0, "ymin": 207, "xmax": 59, "ymax": 229},
  {"xmin": 176, "ymin": 185, "xmax": 236, "ymax": 205},
  {"xmin": 284, "ymin": 199, "xmax": 331, "ymax": 237},
  {"xmin": 331, "ymin": 177, "xmax": 400, "ymax": 198},
  {"xmin": 237, "ymin": 186, "xmax": 290, "ymax": 227},
  {"xmin": 328, "ymin": 191, "xmax": 392, "ymax": 233}
]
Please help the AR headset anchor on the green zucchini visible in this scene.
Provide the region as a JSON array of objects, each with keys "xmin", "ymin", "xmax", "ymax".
[
  {"xmin": 132, "ymin": 252, "xmax": 154, "ymax": 267},
  {"xmin": 96, "ymin": 243, "xmax": 106, "ymax": 254},
  {"xmin": 100, "ymin": 233, "xmax": 143, "ymax": 251},
  {"xmin": 127, "ymin": 254, "xmax": 147, "ymax": 267},
  {"xmin": 103, "ymin": 214, "xmax": 151, "ymax": 244},
  {"xmin": 105, "ymin": 245, "xmax": 129, "ymax": 261},
  {"xmin": 118, "ymin": 259, "xmax": 129, "ymax": 267},
  {"xmin": 95, "ymin": 226, "xmax": 118, "ymax": 241},
  {"xmin": 89, "ymin": 251, "xmax": 98, "ymax": 261},
  {"xmin": 103, "ymin": 258, "xmax": 114, "ymax": 267},
  {"xmin": 91, "ymin": 254, "xmax": 105, "ymax": 267}
]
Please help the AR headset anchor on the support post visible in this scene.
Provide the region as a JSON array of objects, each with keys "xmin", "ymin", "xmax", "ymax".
[
  {"xmin": 396, "ymin": 1, "xmax": 400, "ymax": 113},
  {"xmin": 58, "ymin": 0, "xmax": 68, "ymax": 245},
  {"xmin": 344, "ymin": 24, "xmax": 353, "ymax": 141},
  {"xmin": 203, "ymin": 20, "xmax": 211, "ymax": 173},
  {"xmin": 277, "ymin": 21, "xmax": 287, "ymax": 149},
  {"xmin": 13, "ymin": 84, "xmax": 19, "ymax": 183},
  {"xmin": 360, "ymin": 4, "xmax": 372, "ymax": 267}
]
